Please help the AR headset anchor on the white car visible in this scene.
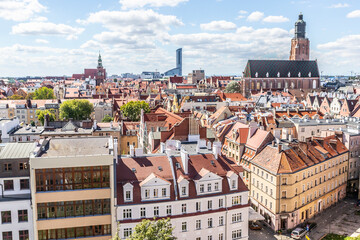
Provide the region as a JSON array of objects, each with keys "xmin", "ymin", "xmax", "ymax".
[{"xmin": 291, "ymin": 228, "xmax": 307, "ymax": 239}]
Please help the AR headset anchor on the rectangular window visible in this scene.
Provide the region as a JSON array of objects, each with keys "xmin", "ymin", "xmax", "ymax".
[
  {"xmin": 182, "ymin": 222, "xmax": 187, "ymax": 232},
  {"xmin": 219, "ymin": 216, "xmax": 224, "ymax": 226},
  {"xmin": 182, "ymin": 186, "xmax": 186, "ymax": 196},
  {"xmin": 140, "ymin": 207, "xmax": 146, "ymax": 218},
  {"xmin": 219, "ymin": 233, "xmax": 224, "ymax": 240},
  {"xmin": 4, "ymin": 163, "xmax": 12, "ymax": 171},
  {"xmin": 182, "ymin": 203, "xmax": 187, "ymax": 214},
  {"xmin": 154, "ymin": 189, "xmax": 158, "ymax": 198},
  {"xmin": 2, "ymin": 232, "xmax": 12, "ymax": 240},
  {"xmin": 20, "ymin": 179, "xmax": 29, "ymax": 190},
  {"xmin": 19, "ymin": 230, "xmax": 28, "ymax": 240},
  {"xmin": 208, "ymin": 200, "xmax": 212, "ymax": 210},
  {"xmin": 196, "ymin": 202, "xmax": 201, "ymax": 212},
  {"xmin": 219, "ymin": 198, "xmax": 224, "ymax": 208},
  {"xmin": 125, "ymin": 191, "xmax": 131, "ymax": 201},
  {"xmin": 232, "ymin": 180, "xmax": 236, "ymax": 189},
  {"xmin": 200, "ymin": 184, "xmax": 204, "ymax": 193},
  {"xmin": 208, "ymin": 218, "xmax": 213, "ymax": 228},
  {"xmin": 4, "ymin": 180, "xmax": 13, "ymax": 191},
  {"xmin": 207, "ymin": 183, "xmax": 212, "ymax": 192},
  {"xmin": 145, "ymin": 189, "xmax": 150, "ymax": 199},
  {"xmin": 232, "ymin": 213, "xmax": 242, "ymax": 223},
  {"xmin": 1, "ymin": 211, "xmax": 11, "ymax": 224},
  {"xmin": 162, "ymin": 188, "xmax": 166, "ymax": 197},
  {"xmin": 232, "ymin": 196, "xmax": 241, "ymax": 205},
  {"xmin": 18, "ymin": 210, "xmax": 28, "ymax": 222},
  {"xmin": 215, "ymin": 182, "xmax": 219, "ymax": 191},
  {"xmin": 196, "ymin": 219, "xmax": 201, "ymax": 230},
  {"xmin": 208, "ymin": 236, "xmax": 212, "ymax": 240},
  {"xmin": 124, "ymin": 228, "xmax": 132, "ymax": 238},
  {"xmin": 123, "ymin": 209, "xmax": 132, "ymax": 219},
  {"xmin": 19, "ymin": 162, "xmax": 26, "ymax": 170},
  {"xmin": 166, "ymin": 205, "xmax": 171, "ymax": 216},
  {"xmin": 232, "ymin": 229, "xmax": 242, "ymax": 240},
  {"xmin": 154, "ymin": 206, "xmax": 159, "ymax": 217}
]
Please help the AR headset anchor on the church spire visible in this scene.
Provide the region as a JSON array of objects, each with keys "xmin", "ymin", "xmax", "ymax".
[
  {"xmin": 97, "ymin": 51, "xmax": 103, "ymax": 68},
  {"xmin": 295, "ymin": 12, "xmax": 306, "ymax": 39}
]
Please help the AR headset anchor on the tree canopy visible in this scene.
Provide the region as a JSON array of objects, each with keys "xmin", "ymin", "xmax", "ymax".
[
  {"xmin": 120, "ymin": 101, "xmax": 150, "ymax": 121},
  {"xmin": 224, "ymin": 81, "xmax": 241, "ymax": 93},
  {"xmin": 33, "ymin": 87, "xmax": 55, "ymax": 99},
  {"xmin": 36, "ymin": 109, "xmax": 55, "ymax": 125},
  {"xmin": 110, "ymin": 218, "xmax": 175, "ymax": 240},
  {"xmin": 101, "ymin": 115, "xmax": 113, "ymax": 122},
  {"xmin": 9, "ymin": 94, "xmax": 24, "ymax": 100},
  {"xmin": 60, "ymin": 99, "xmax": 93, "ymax": 120}
]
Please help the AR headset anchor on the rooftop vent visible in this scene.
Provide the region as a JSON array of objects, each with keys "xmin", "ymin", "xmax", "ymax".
[
  {"xmin": 131, "ymin": 168, "xmax": 136, "ymax": 173},
  {"xmin": 211, "ymin": 160, "xmax": 215, "ymax": 166},
  {"xmin": 158, "ymin": 166, "xmax": 163, "ymax": 171},
  {"xmin": 175, "ymin": 162, "xmax": 181, "ymax": 169}
]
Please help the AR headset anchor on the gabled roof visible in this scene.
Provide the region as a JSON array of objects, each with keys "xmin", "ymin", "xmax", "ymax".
[{"xmin": 243, "ymin": 60, "xmax": 319, "ymax": 78}]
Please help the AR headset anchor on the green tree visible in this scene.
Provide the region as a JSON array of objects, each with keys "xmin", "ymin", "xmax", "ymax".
[
  {"xmin": 120, "ymin": 101, "xmax": 150, "ymax": 121},
  {"xmin": 8, "ymin": 94, "xmax": 24, "ymax": 100},
  {"xmin": 30, "ymin": 120, "xmax": 35, "ymax": 126},
  {"xmin": 25, "ymin": 92, "xmax": 34, "ymax": 100},
  {"xmin": 60, "ymin": 99, "xmax": 94, "ymax": 120},
  {"xmin": 36, "ymin": 109, "xmax": 56, "ymax": 125},
  {"xmin": 118, "ymin": 218, "xmax": 176, "ymax": 240},
  {"xmin": 33, "ymin": 87, "xmax": 55, "ymax": 99},
  {"xmin": 101, "ymin": 115, "xmax": 113, "ymax": 122},
  {"xmin": 224, "ymin": 81, "xmax": 241, "ymax": 93}
]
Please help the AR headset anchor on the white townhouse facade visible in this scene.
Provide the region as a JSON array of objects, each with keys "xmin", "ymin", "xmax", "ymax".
[
  {"xmin": 0, "ymin": 142, "xmax": 36, "ymax": 240},
  {"xmin": 116, "ymin": 142, "xmax": 250, "ymax": 240}
]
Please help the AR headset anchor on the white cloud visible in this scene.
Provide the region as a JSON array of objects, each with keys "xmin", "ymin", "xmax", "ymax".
[
  {"xmin": 239, "ymin": 10, "xmax": 247, "ymax": 14},
  {"xmin": 347, "ymin": 10, "xmax": 360, "ymax": 18},
  {"xmin": 119, "ymin": 0, "xmax": 188, "ymax": 9},
  {"xmin": 263, "ymin": 15, "xmax": 289, "ymax": 23},
  {"xmin": 247, "ymin": 11, "xmax": 264, "ymax": 22},
  {"xmin": 31, "ymin": 16, "xmax": 48, "ymax": 22},
  {"xmin": 200, "ymin": 20, "xmax": 236, "ymax": 31},
  {"xmin": 35, "ymin": 39, "xmax": 49, "ymax": 44},
  {"xmin": 329, "ymin": 3, "xmax": 349, "ymax": 8},
  {"xmin": 11, "ymin": 22, "xmax": 84, "ymax": 40},
  {"xmin": 0, "ymin": 0, "xmax": 46, "ymax": 22}
]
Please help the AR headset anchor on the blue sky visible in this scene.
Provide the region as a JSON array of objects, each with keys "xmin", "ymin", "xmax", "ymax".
[{"xmin": 0, "ymin": 0, "xmax": 360, "ymax": 77}]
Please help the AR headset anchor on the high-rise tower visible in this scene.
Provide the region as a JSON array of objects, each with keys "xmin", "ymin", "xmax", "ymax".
[
  {"xmin": 176, "ymin": 48, "xmax": 182, "ymax": 76},
  {"xmin": 290, "ymin": 13, "xmax": 310, "ymax": 61}
]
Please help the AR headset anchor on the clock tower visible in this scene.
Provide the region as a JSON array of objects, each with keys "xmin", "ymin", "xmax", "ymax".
[
  {"xmin": 96, "ymin": 52, "xmax": 105, "ymax": 86},
  {"xmin": 290, "ymin": 13, "xmax": 310, "ymax": 61}
]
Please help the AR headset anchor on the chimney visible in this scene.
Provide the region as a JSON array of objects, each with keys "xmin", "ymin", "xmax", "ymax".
[
  {"xmin": 212, "ymin": 141, "xmax": 222, "ymax": 160},
  {"xmin": 272, "ymin": 141, "xmax": 276, "ymax": 147},
  {"xmin": 113, "ymin": 138, "xmax": 119, "ymax": 164},
  {"xmin": 180, "ymin": 149, "xmax": 189, "ymax": 174},
  {"xmin": 207, "ymin": 141, "xmax": 212, "ymax": 150},
  {"xmin": 278, "ymin": 143, "xmax": 282, "ymax": 153},
  {"xmin": 160, "ymin": 142, "xmax": 166, "ymax": 153}
]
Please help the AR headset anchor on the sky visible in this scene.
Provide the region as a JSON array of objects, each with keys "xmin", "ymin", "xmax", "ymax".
[{"xmin": 0, "ymin": 0, "xmax": 360, "ymax": 77}]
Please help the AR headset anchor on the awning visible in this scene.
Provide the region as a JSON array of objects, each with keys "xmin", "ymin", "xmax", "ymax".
[{"xmin": 249, "ymin": 207, "xmax": 265, "ymax": 221}]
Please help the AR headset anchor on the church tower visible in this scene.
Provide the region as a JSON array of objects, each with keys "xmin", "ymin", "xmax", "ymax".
[
  {"xmin": 96, "ymin": 52, "xmax": 105, "ymax": 86},
  {"xmin": 290, "ymin": 13, "xmax": 310, "ymax": 61}
]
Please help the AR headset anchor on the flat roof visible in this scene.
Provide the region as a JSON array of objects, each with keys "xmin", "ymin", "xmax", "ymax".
[
  {"xmin": 39, "ymin": 137, "xmax": 111, "ymax": 157},
  {"xmin": 0, "ymin": 142, "xmax": 35, "ymax": 159}
]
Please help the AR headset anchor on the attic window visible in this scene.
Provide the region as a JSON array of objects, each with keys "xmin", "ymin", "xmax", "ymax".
[
  {"xmin": 158, "ymin": 166, "xmax": 163, "ymax": 171},
  {"xmin": 175, "ymin": 162, "xmax": 181, "ymax": 169},
  {"xmin": 131, "ymin": 168, "xmax": 136, "ymax": 173}
]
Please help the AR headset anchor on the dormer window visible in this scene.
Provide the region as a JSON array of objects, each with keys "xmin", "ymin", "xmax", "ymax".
[
  {"xmin": 125, "ymin": 191, "xmax": 131, "ymax": 201},
  {"xmin": 162, "ymin": 188, "xmax": 167, "ymax": 197},
  {"xmin": 215, "ymin": 182, "xmax": 219, "ymax": 191},
  {"xmin": 231, "ymin": 180, "xmax": 236, "ymax": 189},
  {"xmin": 123, "ymin": 183, "xmax": 134, "ymax": 202},
  {"xmin": 145, "ymin": 189, "xmax": 150, "ymax": 199},
  {"xmin": 200, "ymin": 184, "xmax": 204, "ymax": 193},
  {"xmin": 153, "ymin": 189, "xmax": 158, "ymax": 198},
  {"xmin": 181, "ymin": 186, "xmax": 187, "ymax": 196},
  {"xmin": 207, "ymin": 183, "xmax": 212, "ymax": 192}
]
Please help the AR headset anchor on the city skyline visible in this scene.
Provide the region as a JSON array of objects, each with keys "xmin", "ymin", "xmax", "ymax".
[{"xmin": 0, "ymin": 0, "xmax": 360, "ymax": 77}]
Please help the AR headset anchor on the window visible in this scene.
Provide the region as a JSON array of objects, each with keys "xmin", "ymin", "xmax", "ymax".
[
  {"xmin": 219, "ymin": 198, "xmax": 224, "ymax": 208},
  {"xmin": 166, "ymin": 205, "xmax": 171, "ymax": 216},
  {"xmin": 219, "ymin": 216, "xmax": 224, "ymax": 226},
  {"xmin": 19, "ymin": 162, "xmax": 26, "ymax": 170},
  {"xmin": 208, "ymin": 236, "xmax": 213, "ymax": 240},
  {"xmin": 219, "ymin": 233, "xmax": 224, "ymax": 240},
  {"xmin": 18, "ymin": 210, "xmax": 28, "ymax": 222},
  {"xmin": 208, "ymin": 200, "xmax": 212, "ymax": 210},
  {"xmin": 207, "ymin": 183, "xmax": 212, "ymax": 192},
  {"xmin": 182, "ymin": 204, "xmax": 187, "ymax": 214},
  {"xmin": 154, "ymin": 189, "xmax": 158, "ymax": 198},
  {"xmin": 162, "ymin": 188, "xmax": 167, "ymax": 197},
  {"xmin": 20, "ymin": 179, "xmax": 29, "ymax": 190},
  {"xmin": 154, "ymin": 206, "xmax": 159, "ymax": 217},
  {"xmin": 123, "ymin": 209, "xmax": 132, "ymax": 219},
  {"xmin": 215, "ymin": 182, "xmax": 219, "ymax": 191},
  {"xmin": 232, "ymin": 213, "xmax": 242, "ymax": 223},
  {"xmin": 140, "ymin": 207, "xmax": 146, "ymax": 218},
  {"xmin": 208, "ymin": 218, "xmax": 213, "ymax": 228},
  {"xmin": 182, "ymin": 222, "xmax": 187, "ymax": 232},
  {"xmin": 232, "ymin": 180, "xmax": 237, "ymax": 189},
  {"xmin": 125, "ymin": 191, "xmax": 131, "ymax": 201},
  {"xmin": 182, "ymin": 186, "xmax": 186, "ymax": 196},
  {"xmin": 145, "ymin": 189, "xmax": 150, "ymax": 199},
  {"xmin": 19, "ymin": 230, "xmax": 28, "ymax": 240},
  {"xmin": 232, "ymin": 229, "xmax": 242, "ymax": 240},
  {"xmin": 196, "ymin": 202, "xmax": 201, "ymax": 212},
  {"xmin": 2, "ymin": 232, "xmax": 12, "ymax": 240},
  {"xmin": 200, "ymin": 184, "xmax": 204, "ymax": 193},
  {"xmin": 196, "ymin": 219, "xmax": 201, "ymax": 230},
  {"xmin": 232, "ymin": 196, "xmax": 241, "ymax": 205},
  {"xmin": 4, "ymin": 163, "xmax": 12, "ymax": 171},
  {"xmin": 124, "ymin": 228, "xmax": 132, "ymax": 238},
  {"xmin": 4, "ymin": 180, "xmax": 13, "ymax": 191}
]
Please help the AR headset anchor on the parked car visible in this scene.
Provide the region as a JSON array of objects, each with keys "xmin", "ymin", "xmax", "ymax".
[
  {"xmin": 291, "ymin": 228, "xmax": 307, "ymax": 239},
  {"xmin": 249, "ymin": 222, "xmax": 262, "ymax": 230}
]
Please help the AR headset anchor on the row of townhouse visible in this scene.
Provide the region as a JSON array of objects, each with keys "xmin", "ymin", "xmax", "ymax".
[{"xmin": 0, "ymin": 136, "xmax": 250, "ymax": 240}]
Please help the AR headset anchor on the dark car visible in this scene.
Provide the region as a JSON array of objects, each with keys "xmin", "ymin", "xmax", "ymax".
[{"xmin": 249, "ymin": 222, "xmax": 262, "ymax": 230}]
